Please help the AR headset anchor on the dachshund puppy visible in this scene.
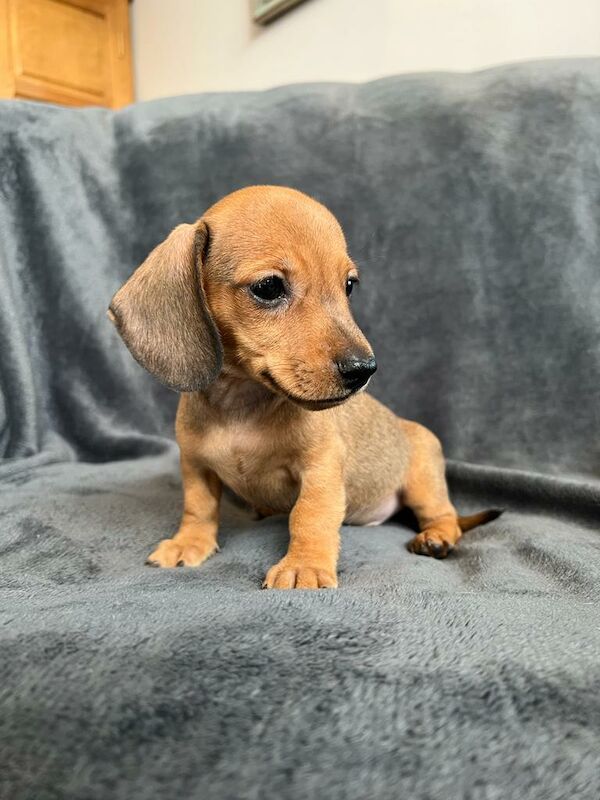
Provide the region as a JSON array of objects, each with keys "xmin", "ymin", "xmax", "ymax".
[{"xmin": 109, "ymin": 186, "xmax": 499, "ymax": 589}]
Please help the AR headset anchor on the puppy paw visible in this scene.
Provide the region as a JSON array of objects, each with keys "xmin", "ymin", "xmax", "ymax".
[
  {"xmin": 146, "ymin": 538, "xmax": 218, "ymax": 568},
  {"xmin": 262, "ymin": 558, "xmax": 337, "ymax": 590},
  {"xmin": 407, "ymin": 530, "xmax": 457, "ymax": 559}
]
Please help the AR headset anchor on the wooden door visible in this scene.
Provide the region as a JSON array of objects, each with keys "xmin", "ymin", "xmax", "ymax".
[{"xmin": 0, "ymin": 0, "xmax": 133, "ymax": 108}]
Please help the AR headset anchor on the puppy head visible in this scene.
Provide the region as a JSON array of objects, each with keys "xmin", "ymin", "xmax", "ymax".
[{"xmin": 109, "ymin": 186, "xmax": 375, "ymax": 408}]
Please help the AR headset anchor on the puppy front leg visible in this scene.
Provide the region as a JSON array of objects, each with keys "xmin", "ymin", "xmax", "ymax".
[
  {"xmin": 264, "ymin": 450, "xmax": 345, "ymax": 590},
  {"xmin": 146, "ymin": 455, "xmax": 221, "ymax": 568}
]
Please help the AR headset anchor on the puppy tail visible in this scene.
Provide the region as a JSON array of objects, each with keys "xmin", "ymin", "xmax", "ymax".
[{"xmin": 458, "ymin": 508, "xmax": 504, "ymax": 533}]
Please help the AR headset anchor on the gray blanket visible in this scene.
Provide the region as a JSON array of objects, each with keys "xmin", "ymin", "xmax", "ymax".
[{"xmin": 1, "ymin": 59, "xmax": 599, "ymax": 800}]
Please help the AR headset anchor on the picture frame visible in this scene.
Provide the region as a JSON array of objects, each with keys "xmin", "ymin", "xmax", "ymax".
[{"xmin": 253, "ymin": 0, "xmax": 309, "ymax": 25}]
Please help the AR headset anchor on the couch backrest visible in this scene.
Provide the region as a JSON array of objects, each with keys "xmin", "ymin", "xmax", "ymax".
[{"xmin": 1, "ymin": 59, "xmax": 598, "ymax": 476}]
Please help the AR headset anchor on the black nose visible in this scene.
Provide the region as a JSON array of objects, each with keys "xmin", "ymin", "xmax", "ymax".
[{"xmin": 337, "ymin": 355, "xmax": 377, "ymax": 391}]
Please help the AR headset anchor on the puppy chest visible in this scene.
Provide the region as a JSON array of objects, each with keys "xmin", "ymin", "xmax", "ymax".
[{"xmin": 200, "ymin": 424, "xmax": 298, "ymax": 508}]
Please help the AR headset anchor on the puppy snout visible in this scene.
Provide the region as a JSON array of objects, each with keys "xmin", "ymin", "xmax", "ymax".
[{"xmin": 336, "ymin": 354, "xmax": 377, "ymax": 392}]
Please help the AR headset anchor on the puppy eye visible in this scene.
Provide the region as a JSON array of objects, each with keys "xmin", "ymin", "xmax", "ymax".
[
  {"xmin": 250, "ymin": 276, "xmax": 287, "ymax": 304},
  {"xmin": 346, "ymin": 277, "xmax": 358, "ymax": 297}
]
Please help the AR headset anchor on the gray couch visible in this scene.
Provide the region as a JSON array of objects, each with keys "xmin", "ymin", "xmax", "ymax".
[{"xmin": 1, "ymin": 59, "xmax": 599, "ymax": 800}]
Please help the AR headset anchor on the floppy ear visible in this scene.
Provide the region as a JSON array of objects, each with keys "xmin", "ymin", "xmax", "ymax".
[{"xmin": 108, "ymin": 221, "xmax": 223, "ymax": 392}]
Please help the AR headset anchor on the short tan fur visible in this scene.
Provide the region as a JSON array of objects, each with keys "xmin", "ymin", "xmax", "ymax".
[{"xmin": 109, "ymin": 186, "xmax": 500, "ymax": 589}]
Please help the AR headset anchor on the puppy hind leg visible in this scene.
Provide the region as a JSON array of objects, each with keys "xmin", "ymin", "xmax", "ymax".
[{"xmin": 400, "ymin": 421, "xmax": 461, "ymax": 559}]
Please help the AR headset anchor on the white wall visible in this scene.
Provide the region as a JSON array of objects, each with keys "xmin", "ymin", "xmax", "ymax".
[{"xmin": 132, "ymin": 0, "xmax": 600, "ymax": 101}]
